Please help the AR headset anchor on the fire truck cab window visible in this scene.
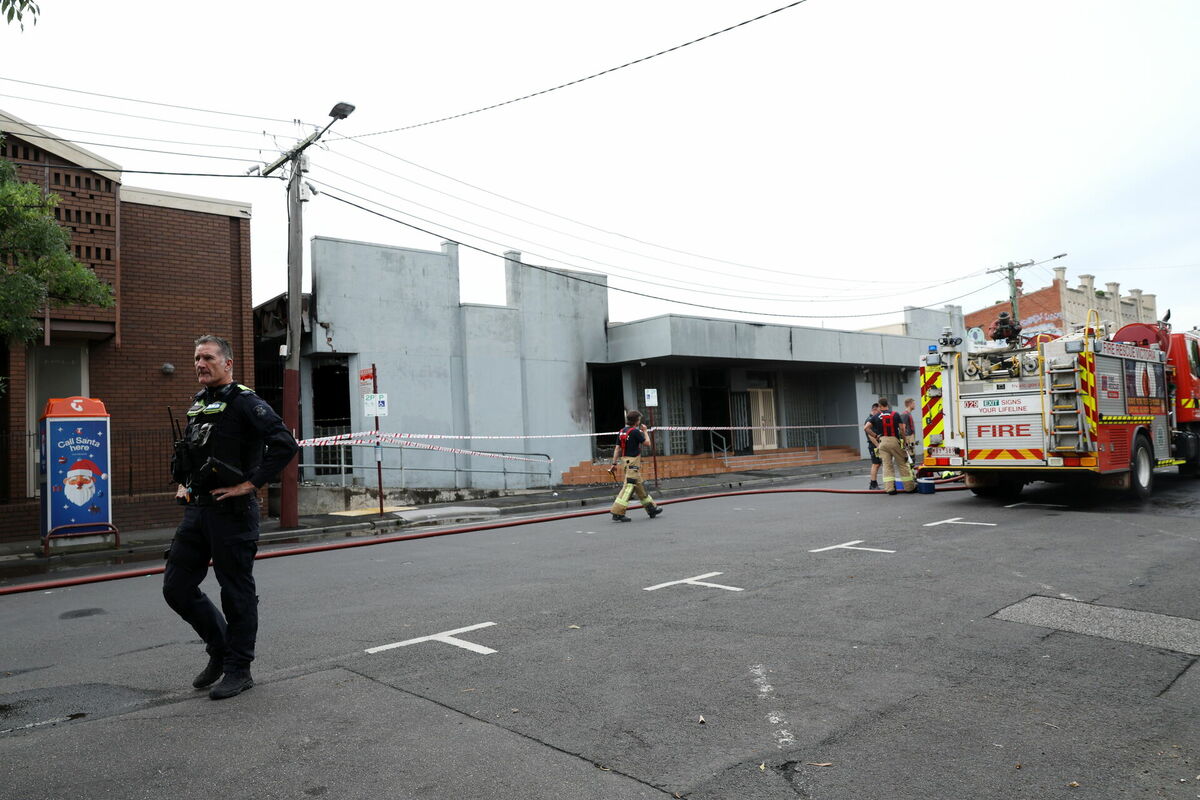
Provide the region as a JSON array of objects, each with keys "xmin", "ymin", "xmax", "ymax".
[{"xmin": 1190, "ymin": 338, "xmax": 1200, "ymax": 379}]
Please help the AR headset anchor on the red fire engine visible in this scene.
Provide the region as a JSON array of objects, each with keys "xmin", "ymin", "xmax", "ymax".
[{"xmin": 919, "ymin": 310, "xmax": 1200, "ymax": 500}]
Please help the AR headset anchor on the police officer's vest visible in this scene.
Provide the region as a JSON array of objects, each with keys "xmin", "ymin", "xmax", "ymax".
[{"xmin": 180, "ymin": 383, "xmax": 256, "ymax": 486}]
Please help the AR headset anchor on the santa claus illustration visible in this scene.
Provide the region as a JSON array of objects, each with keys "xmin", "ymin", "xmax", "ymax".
[{"xmin": 63, "ymin": 459, "xmax": 106, "ymax": 507}]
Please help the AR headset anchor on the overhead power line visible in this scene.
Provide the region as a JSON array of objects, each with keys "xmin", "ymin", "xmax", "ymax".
[
  {"xmin": 315, "ymin": 185, "xmax": 1006, "ymax": 321},
  {"xmin": 331, "ymin": 135, "xmax": 951, "ymax": 286},
  {"xmin": 5, "ymin": 129, "xmax": 263, "ymax": 163},
  {"xmin": 59, "ymin": 167, "xmax": 272, "ymax": 178},
  {"xmin": 306, "ymin": 167, "xmax": 981, "ymax": 304},
  {"xmin": 348, "ymin": 0, "xmax": 811, "ymax": 138},
  {"xmin": 0, "ymin": 75, "xmax": 311, "ymax": 126},
  {"xmin": 321, "ymin": 142, "xmax": 976, "ymax": 292},
  {"xmin": 22, "ymin": 122, "xmax": 276, "ymax": 152},
  {"xmin": 0, "ymin": 90, "xmax": 304, "ymax": 138}
]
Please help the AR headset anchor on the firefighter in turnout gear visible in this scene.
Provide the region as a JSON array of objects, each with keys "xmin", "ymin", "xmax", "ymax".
[
  {"xmin": 865, "ymin": 397, "xmax": 917, "ymax": 494},
  {"xmin": 608, "ymin": 410, "xmax": 663, "ymax": 522},
  {"xmin": 163, "ymin": 335, "xmax": 298, "ymax": 700}
]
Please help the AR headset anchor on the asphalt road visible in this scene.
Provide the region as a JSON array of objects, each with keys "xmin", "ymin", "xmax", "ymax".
[{"xmin": 2, "ymin": 472, "xmax": 1199, "ymax": 799}]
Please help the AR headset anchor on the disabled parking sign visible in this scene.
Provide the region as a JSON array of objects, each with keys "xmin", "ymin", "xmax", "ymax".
[{"xmin": 364, "ymin": 393, "xmax": 388, "ymax": 417}]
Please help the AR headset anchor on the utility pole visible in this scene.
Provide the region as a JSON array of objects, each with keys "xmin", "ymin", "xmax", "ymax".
[
  {"xmin": 986, "ymin": 253, "xmax": 1068, "ymax": 324},
  {"xmin": 986, "ymin": 261, "xmax": 1032, "ymax": 322},
  {"xmin": 260, "ymin": 102, "xmax": 355, "ymax": 528}
]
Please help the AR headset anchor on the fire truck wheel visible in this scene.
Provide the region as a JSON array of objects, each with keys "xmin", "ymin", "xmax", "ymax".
[
  {"xmin": 995, "ymin": 477, "xmax": 1024, "ymax": 502},
  {"xmin": 1130, "ymin": 436, "xmax": 1154, "ymax": 500},
  {"xmin": 1180, "ymin": 451, "xmax": 1200, "ymax": 479}
]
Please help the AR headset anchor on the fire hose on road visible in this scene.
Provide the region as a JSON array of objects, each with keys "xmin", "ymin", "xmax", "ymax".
[{"xmin": 0, "ymin": 476, "xmax": 966, "ymax": 597}]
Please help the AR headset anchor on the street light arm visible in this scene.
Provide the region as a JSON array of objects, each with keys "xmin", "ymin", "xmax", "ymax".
[{"xmin": 261, "ymin": 114, "xmax": 346, "ymax": 176}]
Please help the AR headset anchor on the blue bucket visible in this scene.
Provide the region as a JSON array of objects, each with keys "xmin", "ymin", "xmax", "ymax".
[{"xmin": 916, "ymin": 478, "xmax": 936, "ymax": 494}]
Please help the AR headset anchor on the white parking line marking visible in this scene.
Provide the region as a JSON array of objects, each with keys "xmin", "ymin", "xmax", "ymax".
[
  {"xmin": 1005, "ymin": 502, "xmax": 1070, "ymax": 509},
  {"xmin": 808, "ymin": 540, "xmax": 896, "ymax": 554},
  {"xmin": 923, "ymin": 517, "xmax": 998, "ymax": 527},
  {"xmin": 366, "ymin": 622, "xmax": 498, "ymax": 655},
  {"xmin": 643, "ymin": 572, "xmax": 745, "ymax": 592}
]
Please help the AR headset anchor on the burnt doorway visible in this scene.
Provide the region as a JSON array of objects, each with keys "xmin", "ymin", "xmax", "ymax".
[
  {"xmin": 311, "ymin": 359, "xmax": 351, "ymax": 476},
  {"xmin": 591, "ymin": 366, "xmax": 624, "ymax": 456},
  {"xmin": 692, "ymin": 368, "xmax": 731, "ymax": 454}
]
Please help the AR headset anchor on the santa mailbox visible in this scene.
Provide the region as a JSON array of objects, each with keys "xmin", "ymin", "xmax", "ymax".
[{"xmin": 39, "ymin": 396, "xmax": 120, "ymax": 555}]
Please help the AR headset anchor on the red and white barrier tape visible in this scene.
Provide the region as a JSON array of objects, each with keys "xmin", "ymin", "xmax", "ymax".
[
  {"xmin": 300, "ymin": 430, "xmax": 616, "ymax": 446},
  {"xmin": 651, "ymin": 424, "xmax": 861, "ymax": 432},
  {"xmin": 298, "ymin": 432, "xmax": 548, "ymax": 463},
  {"xmin": 300, "ymin": 423, "xmax": 862, "ymax": 449}
]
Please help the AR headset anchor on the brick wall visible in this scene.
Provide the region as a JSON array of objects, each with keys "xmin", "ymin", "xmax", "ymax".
[
  {"xmin": 0, "ymin": 141, "xmax": 254, "ymax": 545},
  {"xmin": 965, "ymin": 282, "xmax": 1064, "ymax": 337}
]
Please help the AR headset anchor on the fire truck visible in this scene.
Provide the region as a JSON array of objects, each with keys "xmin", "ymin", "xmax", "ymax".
[{"xmin": 919, "ymin": 310, "xmax": 1200, "ymax": 500}]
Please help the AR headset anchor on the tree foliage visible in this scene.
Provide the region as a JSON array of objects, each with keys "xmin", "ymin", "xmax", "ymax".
[
  {"xmin": 1, "ymin": 0, "xmax": 40, "ymax": 29},
  {"xmin": 1, "ymin": 139, "xmax": 115, "ymax": 344}
]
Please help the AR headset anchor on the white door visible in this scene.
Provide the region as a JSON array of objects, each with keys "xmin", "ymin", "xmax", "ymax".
[
  {"xmin": 26, "ymin": 345, "xmax": 89, "ymax": 496},
  {"xmin": 748, "ymin": 388, "xmax": 778, "ymax": 450}
]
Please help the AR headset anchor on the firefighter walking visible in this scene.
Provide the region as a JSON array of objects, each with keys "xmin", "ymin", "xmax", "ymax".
[
  {"xmin": 608, "ymin": 410, "xmax": 664, "ymax": 522},
  {"xmin": 865, "ymin": 397, "xmax": 917, "ymax": 494}
]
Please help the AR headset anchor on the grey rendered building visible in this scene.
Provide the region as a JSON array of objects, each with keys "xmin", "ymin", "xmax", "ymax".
[{"xmin": 253, "ymin": 237, "xmax": 964, "ymax": 491}]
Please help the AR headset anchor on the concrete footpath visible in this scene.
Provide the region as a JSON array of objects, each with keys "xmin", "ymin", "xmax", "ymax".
[{"xmin": 0, "ymin": 460, "xmax": 871, "ymax": 582}]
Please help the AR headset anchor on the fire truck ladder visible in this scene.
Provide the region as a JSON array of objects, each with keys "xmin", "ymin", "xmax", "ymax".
[{"xmin": 1045, "ymin": 360, "xmax": 1089, "ymax": 452}]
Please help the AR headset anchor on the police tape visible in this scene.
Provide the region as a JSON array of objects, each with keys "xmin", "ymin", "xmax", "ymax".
[
  {"xmin": 297, "ymin": 432, "xmax": 550, "ymax": 463},
  {"xmin": 651, "ymin": 424, "xmax": 862, "ymax": 432},
  {"xmin": 300, "ymin": 430, "xmax": 618, "ymax": 446},
  {"xmin": 299, "ymin": 423, "xmax": 864, "ymax": 449}
]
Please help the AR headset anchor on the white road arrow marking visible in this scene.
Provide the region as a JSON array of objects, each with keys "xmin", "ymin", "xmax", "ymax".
[
  {"xmin": 644, "ymin": 571, "xmax": 745, "ymax": 592},
  {"xmin": 923, "ymin": 517, "xmax": 997, "ymax": 527},
  {"xmin": 1005, "ymin": 502, "xmax": 1070, "ymax": 509},
  {"xmin": 808, "ymin": 540, "xmax": 896, "ymax": 554},
  {"xmin": 366, "ymin": 622, "xmax": 498, "ymax": 655}
]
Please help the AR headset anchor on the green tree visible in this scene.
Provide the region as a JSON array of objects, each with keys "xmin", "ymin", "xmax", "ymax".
[
  {"xmin": 1, "ymin": 137, "xmax": 115, "ymax": 347},
  {"xmin": 1, "ymin": 0, "xmax": 40, "ymax": 29}
]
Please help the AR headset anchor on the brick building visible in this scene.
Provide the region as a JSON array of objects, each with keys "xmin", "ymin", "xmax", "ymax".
[
  {"xmin": 0, "ymin": 110, "xmax": 253, "ymax": 545},
  {"xmin": 964, "ymin": 266, "xmax": 1157, "ymax": 340}
]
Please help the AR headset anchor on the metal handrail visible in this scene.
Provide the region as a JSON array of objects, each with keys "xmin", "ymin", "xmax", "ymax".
[
  {"xmin": 297, "ymin": 441, "xmax": 553, "ymax": 490},
  {"xmin": 799, "ymin": 427, "xmax": 823, "ymax": 459},
  {"xmin": 708, "ymin": 429, "xmax": 728, "ymax": 459}
]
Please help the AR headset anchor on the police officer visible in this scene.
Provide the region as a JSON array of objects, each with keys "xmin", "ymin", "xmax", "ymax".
[
  {"xmin": 163, "ymin": 335, "xmax": 298, "ymax": 700},
  {"xmin": 608, "ymin": 410, "xmax": 663, "ymax": 522}
]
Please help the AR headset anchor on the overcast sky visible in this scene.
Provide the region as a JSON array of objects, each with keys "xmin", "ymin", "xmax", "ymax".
[{"xmin": 3, "ymin": 0, "xmax": 1198, "ymax": 334}]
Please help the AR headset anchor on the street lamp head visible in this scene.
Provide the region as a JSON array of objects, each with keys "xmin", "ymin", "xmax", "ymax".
[{"xmin": 329, "ymin": 102, "xmax": 356, "ymax": 120}]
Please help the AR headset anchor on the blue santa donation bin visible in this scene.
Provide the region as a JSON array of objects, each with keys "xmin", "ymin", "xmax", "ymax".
[{"xmin": 40, "ymin": 397, "xmax": 120, "ymax": 556}]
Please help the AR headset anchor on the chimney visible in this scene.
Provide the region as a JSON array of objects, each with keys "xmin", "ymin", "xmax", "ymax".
[
  {"xmin": 1053, "ymin": 266, "xmax": 1066, "ymax": 285},
  {"xmin": 1129, "ymin": 288, "xmax": 1144, "ymax": 322},
  {"xmin": 1078, "ymin": 274, "xmax": 1095, "ymax": 294}
]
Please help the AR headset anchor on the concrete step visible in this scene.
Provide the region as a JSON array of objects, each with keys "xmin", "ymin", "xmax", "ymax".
[{"xmin": 559, "ymin": 446, "xmax": 862, "ymax": 485}]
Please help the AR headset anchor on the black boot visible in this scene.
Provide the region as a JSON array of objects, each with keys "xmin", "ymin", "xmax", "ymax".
[
  {"xmin": 209, "ymin": 669, "xmax": 254, "ymax": 700},
  {"xmin": 646, "ymin": 505, "xmax": 663, "ymax": 518},
  {"xmin": 192, "ymin": 656, "xmax": 223, "ymax": 689},
  {"xmin": 612, "ymin": 513, "xmax": 632, "ymax": 522}
]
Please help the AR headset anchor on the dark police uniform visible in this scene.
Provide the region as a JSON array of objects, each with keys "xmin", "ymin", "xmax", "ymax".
[{"xmin": 163, "ymin": 381, "xmax": 297, "ymax": 673}]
